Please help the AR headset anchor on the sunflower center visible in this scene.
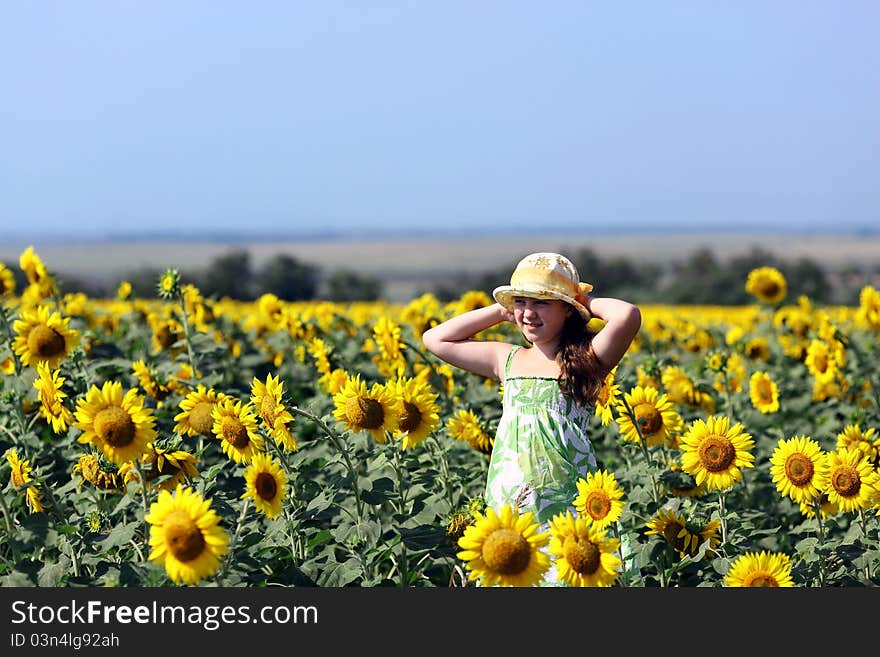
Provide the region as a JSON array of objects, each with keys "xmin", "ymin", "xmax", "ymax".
[
  {"xmin": 742, "ymin": 572, "xmax": 779, "ymax": 587},
  {"xmin": 481, "ymin": 528, "xmax": 531, "ymax": 575},
  {"xmin": 27, "ymin": 325, "xmax": 66, "ymax": 359},
  {"xmin": 759, "ymin": 281, "xmax": 780, "ymax": 298},
  {"xmin": 189, "ymin": 402, "xmax": 215, "ymax": 436},
  {"xmin": 94, "ymin": 406, "xmax": 136, "ymax": 447},
  {"xmin": 634, "ymin": 403, "xmax": 662, "ymax": 436},
  {"xmin": 757, "ymin": 380, "xmax": 773, "ymax": 401},
  {"xmin": 260, "ymin": 397, "xmax": 277, "ymax": 425},
  {"xmin": 698, "ymin": 435, "xmax": 736, "ymax": 472},
  {"xmin": 345, "ymin": 396, "xmax": 384, "ymax": 430},
  {"xmin": 831, "ymin": 466, "xmax": 860, "ymax": 497},
  {"xmin": 398, "ymin": 401, "xmax": 423, "ymax": 434},
  {"xmin": 785, "ymin": 453, "xmax": 815, "ymax": 487},
  {"xmin": 584, "ymin": 491, "xmax": 611, "ymax": 521},
  {"xmin": 597, "ymin": 386, "xmax": 610, "ymax": 406},
  {"xmin": 220, "ymin": 416, "xmax": 249, "ymax": 448},
  {"xmin": 156, "ymin": 324, "xmax": 179, "ymax": 349},
  {"xmin": 255, "ymin": 472, "xmax": 278, "ymax": 501},
  {"xmin": 163, "ymin": 510, "xmax": 206, "ymax": 563},
  {"xmin": 662, "ymin": 522, "xmax": 687, "ymax": 552},
  {"xmin": 562, "ymin": 535, "xmax": 600, "ymax": 575}
]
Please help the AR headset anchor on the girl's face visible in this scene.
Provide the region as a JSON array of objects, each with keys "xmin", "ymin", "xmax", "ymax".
[{"xmin": 512, "ymin": 297, "xmax": 572, "ymax": 345}]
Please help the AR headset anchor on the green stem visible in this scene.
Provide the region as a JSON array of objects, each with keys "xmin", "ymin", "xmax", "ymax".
[
  {"xmin": 857, "ymin": 508, "xmax": 872, "ymax": 582},
  {"xmin": 620, "ymin": 396, "xmax": 660, "ymax": 504},
  {"xmin": 220, "ymin": 498, "xmax": 251, "ymax": 584},
  {"xmin": 428, "ymin": 434, "xmax": 455, "ymax": 512},
  {"xmin": 0, "ymin": 304, "xmax": 23, "ymax": 379},
  {"xmin": 288, "ymin": 405, "xmax": 364, "ymax": 522},
  {"xmin": 0, "ymin": 490, "xmax": 14, "ymax": 536},
  {"xmin": 389, "ymin": 439, "xmax": 410, "ymax": 587},
  {"xmin": 612, "ymin": 522, "xmax": 629, "ymax": 588},
  {"xmin": 134, "ymin": 462, "xmax": 152, "ymax": 563},
  {"xmin": 0, "ymin": 306, "xmax": 29, "ymax": 434},
  {"xmin": 813, "ymin": 497, "xmax": 826, "ymax": 587},
  {"xmin": 176, "ymin": 291, "xmax": 199, "ymax": 374},
  {"xmin": 718, "ymin": 490, "xmax": 728, "ymax": 547}
]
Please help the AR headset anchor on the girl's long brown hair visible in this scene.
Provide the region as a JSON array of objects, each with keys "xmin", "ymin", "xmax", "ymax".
[{"xmin": 557, "ymin": 311, "xmax": 608, "ymax": 407}]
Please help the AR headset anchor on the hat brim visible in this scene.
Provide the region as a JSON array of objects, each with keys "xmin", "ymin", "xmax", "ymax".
[{"xmin": 493, "ymin": 284, "xmax": 592, "ymax": 323}]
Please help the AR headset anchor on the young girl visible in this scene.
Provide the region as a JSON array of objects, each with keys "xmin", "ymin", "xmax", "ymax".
[{"xmin": 422, "ymin": 252, "xmax": 641, "ymax": 585}]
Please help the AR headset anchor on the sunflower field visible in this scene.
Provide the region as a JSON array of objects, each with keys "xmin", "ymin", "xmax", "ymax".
[{"xmin": 1, "ymin": 248, "xmax": 879, "ymax": 588}]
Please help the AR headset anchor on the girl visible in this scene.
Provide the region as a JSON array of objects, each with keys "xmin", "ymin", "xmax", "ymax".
[{"xmin": 422, "ymin": 252, "xmax": 641, "ymax": 585}]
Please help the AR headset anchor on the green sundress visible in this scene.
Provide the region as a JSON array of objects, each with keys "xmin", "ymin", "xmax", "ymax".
[{"xmin": 484, "ymin": 345, "xmax": 598, "ymax": 586}]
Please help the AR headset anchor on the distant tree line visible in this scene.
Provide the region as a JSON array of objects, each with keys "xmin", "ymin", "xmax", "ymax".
[
  {"xmin": 3, "ymin": 250, "xmax": 382, "ymax": 303},
  {"xmin": 427, "ymin": 245, "xmax": 879, "ymax": 307},
  {"xmin": 4, "ymin": 244, "xmax": 877, "ymax": 305}
]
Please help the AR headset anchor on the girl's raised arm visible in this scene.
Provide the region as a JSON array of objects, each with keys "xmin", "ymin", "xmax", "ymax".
[
  {"xmin": 421, "ymin": 303, "xmax": 514, "ymax": 380},
  {"xmin": 583, "ymin": 296, "xmax": 642, "ymax": 371}
]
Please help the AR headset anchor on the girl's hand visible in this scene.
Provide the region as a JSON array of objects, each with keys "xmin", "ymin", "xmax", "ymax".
[{"xmin": 496, "ymin": 304, "xmax": 516, "ymax": 323}]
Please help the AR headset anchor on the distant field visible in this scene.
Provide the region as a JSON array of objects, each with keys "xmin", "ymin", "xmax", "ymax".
[{"xmin": 4, "ymin": 231, "xmax": 879, "ymax": 302}]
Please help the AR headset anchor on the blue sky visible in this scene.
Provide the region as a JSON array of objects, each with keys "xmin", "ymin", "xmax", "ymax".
[{"xmin": 2, "ymin": 1, "xmax": 878, "ymax": 239}]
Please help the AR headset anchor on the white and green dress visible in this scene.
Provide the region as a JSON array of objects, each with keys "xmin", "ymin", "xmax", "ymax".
[{"xmin": 484, "ymin": 345, "xmax": 598, "ymax": 586}]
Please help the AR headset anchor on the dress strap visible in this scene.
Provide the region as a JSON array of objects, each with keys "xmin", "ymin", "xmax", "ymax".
[{"xmin": 503, "ymin": 345, "xmax": 520, "ymax": 379}]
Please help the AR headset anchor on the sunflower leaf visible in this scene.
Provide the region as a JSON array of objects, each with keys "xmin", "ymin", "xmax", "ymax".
[{"xmin": 316, "ymin": 558, "xmax": 362, "ymax": 587}]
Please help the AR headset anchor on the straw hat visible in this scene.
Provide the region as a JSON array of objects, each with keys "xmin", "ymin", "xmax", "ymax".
[{"xmin": 493, "ymin": 252, "xmax": 594, "ymax": 323}]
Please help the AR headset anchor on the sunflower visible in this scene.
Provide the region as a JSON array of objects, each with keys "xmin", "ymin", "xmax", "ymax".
[
  {"xmin": 241, "ymin": 452, "xmax": 288, "ymax": 519},
  {"xmin": 116, "ymin": 280, "xmax": 132, "ymax": 301},
  {"xmin": 546, "ymin": 511, "xmax": 620, "ymax": 587},
  {"xmin": 770, "ymin": 435, "xmax": 828, "ymax": 506},
  {"xmin": 372, "ymin": 316, "xmax": 407, "ymax": 378},
  {"xmin": 615, "ymin": 385, "xmax": 683, "ymax": 448},
  {"xmin": 645, "ymin": 508, "xmax": 721, "ymax": 559},
  {"xmin": 724, "ymin": 550, "xmax": 794, "ymax": 587},
  {"xmin": 444, "ymin": 497, "xmax": 486, "ymax": 546},
  {"xmin": 856, "ymin": 284, "xmax": 880, "ymax": 331},
  {"xmin": 745, "ymin": 267, "xmax": 787, "ymax": 304},
  {"xmin": 156, "ymin": 268, "xmax": 181, "ymax": 300},
  {"xmin": 824, "ymin": 449, "xmax": 880, "ymax": 514},
  {"xmin": 318, "ymin": 368, "xmax": 349, "ymax": 395},
  {"xmin": 798, "ymin": 492, "xmax": 839, "ymax": 519},
  {"xmin": 392, "ymin": 376, "xmax": 441, "ymax": 450},
  {"xmin": 211, "ymin": 398, "xmax": 264, "ymax": 464},
  {"xmin": 12, "ymin": 304, "xmax": 80, "ymax": 369},
  {"xmin": 679, "ymin": 415, "xmax": 755, "ymax": 492},
  {"xmin": 250, "ymin": 373, "xmax": 297, "ymax": 451},
  {"xmin": 174, "ymin": 384, "xmax": 222, "ymax": 439},
  {"xmin": 804, "ymin": 339, "xmax": 839, "ymax": 383},
  {"xmin": 572, "ymin": 469, "xmax": 625, "ymax": 530},
  {"xmin": 661, "ymin": 366, "xmax": 701, "ymax": 406},
  {"xmin": 446, "ymin": 408, "xmax": 494, "ymax": 455},
  {"xmin": 594, "ymin": 367, "xmax": 620, "ymax": 426},
  {"xmin": 19, "ymin": 245, "xmax": 53, "ymax": 291},
  {"xmin": 743, "ymin": 337, "xmax": 771, "ymax": 361},
  {"xmin": 332, "ymin": 374, "xmax": 399, "ymax": 444},
  {"xmin": 0, "ymin": 263, "xmax": 16, "ymax": 296},
  {"xmin": 33, "ymin": 362, "xmax": 74, "ymax": 434},
  {"xmin": 457, "ymin": 504, "xmax": 550, "ymax": 587},
  {"xmin": 749, "ymin": 371, "xmax": 780, "ymax": 414},
  {"xmin": 74, "ymin": 380, "xmax": 158, "ymax": 466},
  {"xmin": 148, "ymin": 313, "xmax": 184, "ymax": 356},
  {"xmin": 836, "ymin": 424, "xmax": 879, "ymax": 467},
  {"xmin": 5, "ymin": 448, "xmax": 44, "ymax": 513},
  {"xmin": 141, "ymin": 444, "xmax": 199, "ymax": 491},
  {"xmin": 145, "ymin": 484, "xmax": 228, "ymax": 585},
  {"xmin": 131, "ymin": 360, "xmax": 175, "ymax": 402},
  {"xmin": 72, "ymin": 453, "xmax": 138, "ymax": 491},
  {"xmin": 307, "ymin": 338, "xmax": 332, "ymax": 375}
]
